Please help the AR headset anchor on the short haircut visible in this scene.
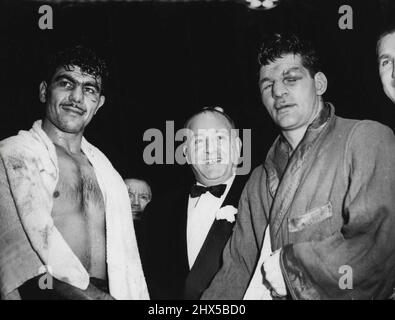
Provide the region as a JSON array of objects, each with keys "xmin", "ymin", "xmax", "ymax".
[
  {"xmin": 184, "ymin": 106, "xmax": 236, "ymax": 131},
  {"xmin": 258, "ymin": 33, "xmax": 321, "ymax": 77},
  {"xmin": 377, "ymin": 23, "xmax": 395, "ymax": 55},
  {"xmin": 124, "ymin": 178, "xmax": 152, "ymax": 197},
  {"xmin": 45, "ymin": 45, "xmax": 109, "ymax": 94}
]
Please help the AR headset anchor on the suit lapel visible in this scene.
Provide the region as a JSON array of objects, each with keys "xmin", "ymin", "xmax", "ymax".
[
  {"xmin": 184, "ymin": 175, "xmax": 247, "ymax": 299},
  {"xmin": 174, "ymin": 187, "xmax": 191, "ymax": 275}
]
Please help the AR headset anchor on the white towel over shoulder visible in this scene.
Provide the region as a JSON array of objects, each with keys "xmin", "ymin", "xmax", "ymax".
[{"xmin": 0, "ymin": 120, "xmax": 149, "ymax": 300}]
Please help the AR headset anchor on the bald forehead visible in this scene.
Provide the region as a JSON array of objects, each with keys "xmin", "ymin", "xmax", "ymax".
[
  {"xmin": 186, "ymin": 111, "xmax": 233, "ymax": 131},
  {"xmin": 125, "ymin": 179, "xmax": 151, "ymax": 192}
]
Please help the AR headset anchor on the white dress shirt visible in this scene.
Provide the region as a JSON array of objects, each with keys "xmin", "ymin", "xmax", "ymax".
[
  {"xmin": 186, "ymin": 175, "xmax": 235, "ymax": 269},
  {"xmin": 243, "ymin": 226, "xmax": 273, "ymax": 300}
]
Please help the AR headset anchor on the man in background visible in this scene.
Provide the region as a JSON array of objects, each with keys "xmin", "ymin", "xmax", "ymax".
[
  {"xmin": 125, "ymin": 178, "xmax": 152, "ymax": 260},
  {"xmin": 125, "ymin": 178, "xmax": 152, "ymax": 221},
  {"xmin": 376, "ymin": 24, "xmax": 395, "ymax": 131},
  {"xmin": 377, "ymin": 24, "xmax": 395, "ymax": 105}
]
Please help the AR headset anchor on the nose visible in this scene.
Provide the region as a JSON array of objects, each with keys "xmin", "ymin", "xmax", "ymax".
[
  {"xmin": 205, "ymin": 136, "xmax": 217, "ymax": 155},
  {"xmin": 132, "ymin": 195, "xmax": 140, "ymax": 205},
  {"xmin": 272, "ymin": 81, "xmax": 288, "ymax": 98},
  {"xmin": 69, "ymin": 85, "xmax": 83, "ymax": 103},
  {"xmin": 392, "ymin": 59, "xmax": 395, "ymax": 79}
]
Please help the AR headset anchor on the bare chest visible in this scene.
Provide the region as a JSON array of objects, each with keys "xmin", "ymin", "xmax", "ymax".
[
  {"xmin": 53, "ymin": 150, "xmax": 105, "ymax": 216},
  {"xmin": 51, "ymin": 147, "xmax": 107, "ymax": 277}
]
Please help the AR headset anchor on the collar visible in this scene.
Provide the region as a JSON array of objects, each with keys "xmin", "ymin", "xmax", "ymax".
[
  {"xmin": 195, "ymin": 174, "xmax": 236, "ymax": 188},
  {"xmin": 265, "ymin": 102, "xmax": 335, "ymax": 197}
]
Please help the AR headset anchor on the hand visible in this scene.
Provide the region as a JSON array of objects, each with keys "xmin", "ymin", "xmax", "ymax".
[{"xmin": 261, "ymin": 249, "xmax": 287, "ymax": 297}]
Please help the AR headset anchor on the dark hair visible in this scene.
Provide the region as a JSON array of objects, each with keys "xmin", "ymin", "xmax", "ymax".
[
  {"xmin": 45, "ymin": 45, "xmax": 109, "ymax": 94},
  {"xmin": 258, "ymin": 33, "xmax": 321, "ymax": 77},
  {"xmin": 184, "ymin": 106, "xmax": 236, "ymax": 130}
]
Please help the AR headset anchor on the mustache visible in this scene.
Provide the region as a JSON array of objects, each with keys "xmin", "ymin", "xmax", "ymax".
[{"xmin": 61, "ymin": 102, "xmax": 86, "ymax": 114}]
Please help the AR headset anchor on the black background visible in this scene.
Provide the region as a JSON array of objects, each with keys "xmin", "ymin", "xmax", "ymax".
[{"xmin": 1, "ymin": 0, "xmax": 395, "ymax": 195}]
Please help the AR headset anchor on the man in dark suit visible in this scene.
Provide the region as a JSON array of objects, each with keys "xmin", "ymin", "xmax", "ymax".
[{"xmin": 144, "ymin": 107, "xmax": 249, "ymax": 299}]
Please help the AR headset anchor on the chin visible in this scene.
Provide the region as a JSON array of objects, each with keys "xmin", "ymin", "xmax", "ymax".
[
  {"xmin": 278, "ymin": 121, "xmax": 298, "ymax": 131},
  {"xmin": 60, "ymin": 123, "xmax": 85, "ymax": 134}
]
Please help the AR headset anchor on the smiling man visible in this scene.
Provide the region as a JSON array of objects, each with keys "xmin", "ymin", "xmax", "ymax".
[
  {"xmin": 144, "ymin": 107, "xmax": 248, "ymax": 299},
  {"xmin": 377, "ymin": 25, "xmax": 395, "ymax": 105},
  {"xmin": 0, "ymin": 45, "xmax": 148, "ymax": 300},
  {"xmin": 202, "ymin": 33, "xmax": 395, "ymax": 300}
]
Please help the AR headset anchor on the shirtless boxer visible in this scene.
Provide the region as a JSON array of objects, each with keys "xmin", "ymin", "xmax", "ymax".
[
  {"xmin": 25, "ymin": 46, "xmax": 109, "ymax": 299},
  {"xmin": 0, "ymin": 45, "xmax": 141, "ymax": 299}
]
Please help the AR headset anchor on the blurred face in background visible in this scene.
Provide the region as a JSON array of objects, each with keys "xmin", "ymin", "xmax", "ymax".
[
  {"xmin": 378, "ymin": 31, "xmax": 395, "ymax": 104},
  {"xmin": 125, "ymin": 179, "xmax": 152, "ymax": 220}
]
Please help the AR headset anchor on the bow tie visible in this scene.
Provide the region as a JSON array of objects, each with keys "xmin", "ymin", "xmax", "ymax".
[{"xmin": 190, "ymin": 184, "xmax": 227, "ymax": 198}]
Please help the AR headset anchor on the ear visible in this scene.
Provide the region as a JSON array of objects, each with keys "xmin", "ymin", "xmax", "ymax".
[
  {"xmin": 94, "ymin": 95, "xmax": 106, "ymax": 115},
  {"xmin": 231, "ymin": 135, "xmax": 242, "ymax": 166},
  {"xmin": 39, "ymin": 81, "xmax": 48, "ymax": 103},
  {"xmin": 314, "ymin": 72, "xmax": 328, "ymax": 96}
]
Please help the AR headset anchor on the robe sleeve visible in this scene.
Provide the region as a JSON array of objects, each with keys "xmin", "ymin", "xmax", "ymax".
[{"xmin": 201, "ymin": 166, "xmax": 268, "ymax": 300}]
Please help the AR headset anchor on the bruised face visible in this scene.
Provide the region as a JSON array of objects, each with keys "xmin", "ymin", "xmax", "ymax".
[
  {"xmin": 378, "ymin": 32, "xmax": 395, "ymax": 104},
  {"xmin": 184, "ymin": 112, "xmax": 241, "ymax": 187},
  {"xmin": 125, "ymin": 179, "xmax": 152, "ymax": 220},
  {"xmin": 40, "ymin": 65, "xmax": 105, "ymax": 134},
  {"xmin": 259, "ymin": 54, "xmax": 326, "ymax": 133}
]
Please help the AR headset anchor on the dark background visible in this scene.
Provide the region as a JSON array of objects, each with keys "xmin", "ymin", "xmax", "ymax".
[{"xmin": 1, "ymin": 0, "xmax": 394, "ymax": 196}]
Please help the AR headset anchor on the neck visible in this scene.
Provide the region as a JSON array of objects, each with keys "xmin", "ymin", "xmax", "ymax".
[
  {"xmin": 282, "ymin": 100, "xmax": 324, "ymax": 151},
  {"xmin": 42, "ymin": 118, "xmax": 83, "ymax": 154},
  {"xmin": 197, "ymin": 171, "xmax": 235, "ymax": 187},
  {"xmin": 282, "ymin": 127, "xmax": 307, "ymax": 151}
]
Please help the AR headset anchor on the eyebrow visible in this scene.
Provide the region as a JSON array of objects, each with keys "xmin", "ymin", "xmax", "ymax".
[
  {"xmin": 378, "ymin": 54, "xmax": 391, "ymax": 61},
  {"xmin": 283, "ymin": 67, "xmax": 303, "ymax": 75},
  {"xmin": 259, "ymin": 77, "xmax": 272, "ymax": 85},
  {"xmin": 53, "ymin": 74, "xmax": 101, "ymax": 92}
]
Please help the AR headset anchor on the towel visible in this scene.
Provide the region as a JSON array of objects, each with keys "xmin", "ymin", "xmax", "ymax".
[
  {"xmin": 0, "ymin": 120, "xmax": 149, "ymax": 300},
  {"xmin": 243, "ymin": 226, "xmax": 272, "ymax": 300}
]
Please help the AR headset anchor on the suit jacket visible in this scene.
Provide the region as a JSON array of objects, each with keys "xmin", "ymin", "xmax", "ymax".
[{"xmin": 143, "ymin": 174, "xmax": 248, "ymax": 300}]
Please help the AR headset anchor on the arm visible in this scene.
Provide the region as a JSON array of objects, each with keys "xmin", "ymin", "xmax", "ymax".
[
  {"xmin": 201, "ymin": 167, "xmax": 269, "ymax": 300},
  {"xmin": 52, "ymin": 278, "xmax": 114, "ymax": 300},
  {"xmin": 0, "ymin": 146, "xmax": 113, "ymax": 300},
  {"xmin": 0, "ymin": 156, "xmax": 43, "ymax": 299},
  {"xmin": 281, "ymin": 121, "xmax": 395, "ymax": 299},
  {"xmin": 18, "ymin": 275, "xmax": 115, "ymax": 300}
]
